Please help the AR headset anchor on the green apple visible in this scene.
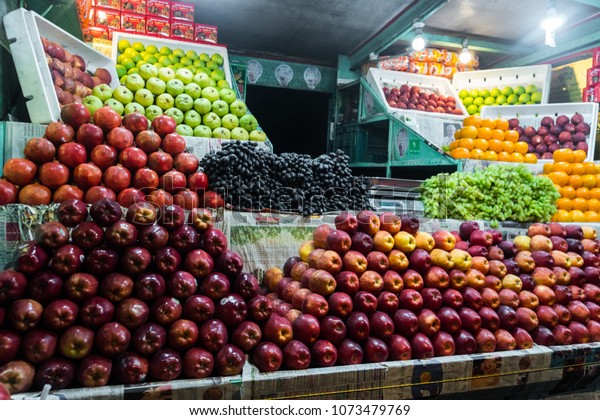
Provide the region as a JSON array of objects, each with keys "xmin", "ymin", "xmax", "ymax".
[
  {"xmin": 135, "ymin": 88, "xmax": 154, "ymax": 107},
  {"xmin": 82, "ymin": 95, "xmax": 103, "ymax": 116},
  {"xmin": 249, "ymin": 130, "xmax": 267, "ymax": 142},
  {"xmin": 193, "ymin": 125, "xmax": 213, "ymax": 138},
  {"xmin": 221, "ymin": 114, "xmax": 239, "ymax": 130},
  {"xmin": 206, "ymin": 60, "xmax": 219, "ymax": 71},
  {"xmin": 166, "ymin": 79, "xmax": 185, "ymax": 96},
  {"xmin": 208, "ymin": 78, "xmax": 217, "ymax": 88},
  {"xmin": 219, "ymin": 88, "xmax": 237, "ymax": 104},
  {"xmin": 197, "ymin": 67, "xmax": 211, "ymax": 76},
  {"xmin": 125, "ymin": 74, "xmax": 145, "ymax": 92},
  {"xmin": 176, "ymin": 124, "xmax": 194, "ymax": 136},
  {"xmin": 139, "ymin": 63, "xmax": 159, "ymax": 80},
  {"xmin": 186, "ymin": 50, "xmax": 198, "ymax": 61},
  {"xmin": 490, "ymin": 87, "xmax": 501, "ymax": 98},
  {"xmin": 156, "ymin": 93, "xmax": 175, "ymax": 110},
  {"xmin": 473, "ymin": 97, "xmax": 484, "ymax": 107},
  {"xmin": 495, "ymin": 95, "xmax": 507, "ymax": 105},
  {"xmin": 229, "ymin": 100, "xmax": 247, "ymax": 118},
  {"xmin": 526, "ymin": 84, "xmax": 537, "ymax": 94},
  {"xmin": 239, "ymin": 115, "xmax": 258, "ymax": 132},
  {"xmin": 199, "ymin": 53, "xmax": 210, "ymax": 62},
  {"xmin": 202, "ymin": 112, "xmax": 221, "ymax": 130},
  {"xmin": 113, "ymin": 86, "xmax": 134, "ymax": 105},
  {"xmin": 479, "ymin": 89, "xmax": 490, "ymax": 98},
  {"xmin": 146, "ymin": 77, "xmax": 167, "ymax": 95},
  {"xmin": 501, "ymin": 86, "xmax": 513, "ymax": 96},
  {"xmin": 124, "ymin": 102, "xmax": 146, "ymax": 115},
  {"xmin": 158, "ymin": 67, "xmax": 176, "ymax": 82},
  {"xmin": 211, "ymin": 53, "xmax": 224, "ymax": 66},
  {"xmin": 518, "ymin": 93, "xmax": 531, "ymax": 103},
  {"xmin": 175, "ymin": 93, "xmax": 194, "ymax": 112},
  {"xmin": 164, "ymin": 107, "xmax": 184, "ymax": 124},
  {"xmin": 116, "ymin": 64, "xmax": 127, "ymax": 79},
  {"xmin": 91, "ymin": 84, "xmax": 113, "ymax": 102},
  {"xmin": 513, "ymin": 85, "xmax": 526, "ymax": 96},
  {"xmin": 127, "ymin": 67, "xmax": 139, "ymax": 75},
  {"xmin": 193, "ymin": 73, "xmax": 211, "ymax": 88},
  {"xmin": 212, "ymin": 127, "xmax": 231, "ymax": 139},
  {"xmin": 507, "ymin": 93, "xmax": 519, "ymax": 104},
  {"xmin": 184, "ymin": 110, "xmax": 202, "ymax": 128},
  {"xmin": 201, "ymin": 87, "xmax": 220, "ymax": 102},
  {"xmin": 462, "ymin": 96, "xmax": 473, "ymax": 107},
  {"xmin": 231, "ymin": 127, "xmax": 249, "ymax": 141},
  {"xmin": 484, "ymin": 96, "xmax": 496, "ymax": 105},
  {"xmin": 145, "ymin": 105, "xmax": 163, "ymax": 122},
  {"xmin": 210, "ymin": 69, "xmax": 225, "ymax": 82},
  {"xmin": 175, "ymin": 68, "xmax": 194, "ymax": 85},
  {"xmin": 120, "ymin": 75, "xmax": 128, "ymax": 84},
  {"xmin": 211, "ymin": 100, "xmax": 229, "ymax": 117},
  {"xmin": 458, "ymin": 89, "xmax": 469, "ymax": 99},
  {"xmin": 193, "ymin": 98, "xmax": 212, "ymax": 115},
  {"xmin": 466, "ymin": 104, "xmax": 478, "ymax": 115},
  {"xmin": 184, "ymin": 83, "xmax": 202, "ymax": 99},
  {"xmin": 104, "ymin": 98, "xmax": 125, "ymax": 116},
  {"xmin": 469, "ymin": 89, "xmax": 479, "ymax": 98},
  {"xmin": 531, "ymin": 91, "xmax": 542, "ymax": 103},
  {"xmin": 217, "ymin": 80, "xmax": 230, "ymax": 89}
]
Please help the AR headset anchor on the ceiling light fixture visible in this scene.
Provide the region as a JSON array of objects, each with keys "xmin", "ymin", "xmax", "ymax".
[
  {"xmin": 459, "ymin": 39, "xmax": 472, "ymax": 64},
  {"xmin": 541, "ymin": 0, "xmax": 564, "ymax": 47},
  {"xmin": 411, "ymin": 20, "xmax": 426, "ymax": 52}
]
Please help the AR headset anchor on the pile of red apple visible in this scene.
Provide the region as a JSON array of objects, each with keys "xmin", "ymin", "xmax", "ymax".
[
  {"xmin": 246, "ymin": 212, "xmax": 600, "ymax": 372},
  {"xmin": 0, "ymin": 198, "xmax": 260, "ymax": 394},
  {"xmin": 382, "ymin": 84, "xmax": 463, "ymax": 115},
  {"xmin": 0, "ymin": 103, "xmax": 223, "ymax": 209}
]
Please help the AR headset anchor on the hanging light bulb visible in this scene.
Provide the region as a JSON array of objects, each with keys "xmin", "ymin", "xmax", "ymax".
[
  {"xmin": 541, "ymin": 0, "xmax": 564, "ymax": 47},
  {"xmin": 411, "ymin": 20, "xmax": 426, "ymax": 52},
  {"xmin": 459, "ymin": 39, "xmax": 472, "ymax": 64}
]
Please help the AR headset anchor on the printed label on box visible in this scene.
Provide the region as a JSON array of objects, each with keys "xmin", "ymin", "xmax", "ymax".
[
  {"xmin": 587, "ymin": 67, "xmax": 600, "ymax": 87},
  {"xmin": 146, "ymin": 0, "xmax": 170, "ymax": 19},
  {"xmin": 171, "ymin": 21, "xmax": 194, "ymax": 40},
  {"xmin": 83, "ymin": 26, "xmax": 109, "ymax": 43},
  {"xmin": 94, "ymin": 7, "xmax": 121, "ymax": 30},
  {"xmin": 94, "ymin": 0, "xmax": 120, "ymax": 10},
  {"xmin": 593, "ymin": 48, "xmax": 600, "ymax": 68},
  {"xmin": 171, "ymin": 1, "xmax": 194, "ymax": 22},
  {"xmin": 194, "ymin": 23, "xmax": 217, "ymax": 43},
  {"xmin": 146, "ymin": 17, "xmax": 170, "ymax": 38},
  {"xmin": 121, "ymin": 0, "xmax": 146, "ymax": 15},
  {"xmin": 121, "ymin": 12, "xmax": 146, "ymax": 33}
]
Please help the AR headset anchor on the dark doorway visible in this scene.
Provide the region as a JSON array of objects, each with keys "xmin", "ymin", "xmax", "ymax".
[{"xmin": 244, "ymin": 85, "xmax": 330, "ymax": 157}]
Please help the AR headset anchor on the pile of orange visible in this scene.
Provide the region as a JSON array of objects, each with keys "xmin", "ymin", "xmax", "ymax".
[
  {"xmin": 543, "ymin": 148, "xmax": 600, "ymax": 222},
  {"xmin": 448, "ymin": 115, "xmax": 538, "ymax": 163}
]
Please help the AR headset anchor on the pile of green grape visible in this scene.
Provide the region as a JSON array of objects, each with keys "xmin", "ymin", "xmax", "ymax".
[{"xmin": 422, "ymin": 165, "xmax": 559, "ymax": 222}]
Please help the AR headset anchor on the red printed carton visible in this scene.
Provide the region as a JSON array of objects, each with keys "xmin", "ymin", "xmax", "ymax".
[
  {"xmin": 83, "ymin": 27, "xmax": 109, "ymax": 43},
  {"xmin": 171, "ymin": 1, "xmax": 194, "ymax": 22},
  {"xmin": 146, "ymin": 17, "xmax": 170, "ymax": 38},
  {"xmin": 146, "ymin": 0, "xmax": 170, "ymax": 19},
  {"xmin": 121, "ymin": 0, "xmax": 146, "ymax": 15},
  {"xmin": 94, "ymin": 0, "xmax": 120, "ymax": 10},
  {"xmin": 121, "ymin": 12, "xmax": 146, "ymax": 33},
  {"xmin": 587, "ymin": 66, "xmax": 600, "ymax": 88},
  {"xmin": 171, "ymin": 20, "xmax": 194, "ymax": 40},
  {"xmin": 194, "ymin": 23, "xmax": 218, "ymax": 43},
  {"xmin": 94, "ymin": 7, "xmax": 121, "ymax": 30}
]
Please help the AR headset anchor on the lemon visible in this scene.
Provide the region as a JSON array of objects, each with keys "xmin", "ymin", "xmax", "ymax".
[
  {"xmin": 467, "ymin": 104, "xmax": 479, "ymax": 115},
  {"xmin": 458, "ymin": 89, "xmax": 469, "ymax": 99},
  {"xmin": 473, "ymin": 97, "xmax": 484, "ymax": 107},
  {"xmin": 480, "ymin": 89, "xmax": 490, "ymax": 98},
  {"xmin": 117, "ymin": 39, "xmax": 131, "ymax": 53},
  {"xmin": 132, "ymin": 41, "xmax": 145, "ymax": 52},
  {"xmin": 531, "ymin": 91, "xmax": 543, "ymax": 103},
  {"xmin": 507, "ymin": 93, "xmax": 519, "ymax": 104},
  {"xmin": 513, "ymin": 85, "xmax": 526, "ymax": 96},
  {"xmin": 495, "ymin": 94, "xmax": 507, "ymax": 105},
  {"xmin": 462, "ymin": 96, "xmax": 474, "ymax": 106},
  {"xmin": 526, "ymin": 84, "xmax": 538, "ymax": 94},
  {"xmin": 490, "ymin": 87, "xmax": 502, "ymax": 98},
  {"xmin": 501, "ymin": 86, "xmax": 513, "ymax": 96},
  {"xmin": 484, "ymin": 96, "xmax": 496, "ymax": 105}
]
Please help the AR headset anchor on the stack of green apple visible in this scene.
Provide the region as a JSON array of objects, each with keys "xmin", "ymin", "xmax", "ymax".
[{"xmin": 458, "ymin": 84, "xmax": 543, "ymax": 115}]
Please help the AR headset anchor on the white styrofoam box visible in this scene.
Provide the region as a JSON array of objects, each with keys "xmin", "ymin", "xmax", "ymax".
[
  {"xmin": 111, "ymin": 32, "xmax": 233, "ymax": 87},
  {"xmin": 184, "ymin": 136, "xmax": 270, "ymax": 160},
  {"xmin": 452, "ymin": 65, "xmax": 551, "ymax": 104},
  {"xmin": 480, "ymin": 102, "xmax": 599, "ymax": 162},
  {"xmin": 3, "ymin": 8, "xmax": 120, "ymax": 124},
  {"xmin": 0, "ymin": 122, "xmax": 48, "ymax": 173},
  {"xmin": 365, "ymin": 67, "xmax": 468, "ymax": 121},
  {"xmin": 458, "ymin": 159, "xmax": 544, "ymax": 174}
]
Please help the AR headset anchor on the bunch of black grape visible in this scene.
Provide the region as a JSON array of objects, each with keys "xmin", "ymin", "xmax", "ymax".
[{"xmin": 200, "ymin": 143, "xmax": 371, "ymax": 215}]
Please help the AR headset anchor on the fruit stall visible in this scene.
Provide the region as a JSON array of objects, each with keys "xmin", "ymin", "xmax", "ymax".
[{"xmin": 1, "ymin": 0, "xmax": 600, "ymax": 404}]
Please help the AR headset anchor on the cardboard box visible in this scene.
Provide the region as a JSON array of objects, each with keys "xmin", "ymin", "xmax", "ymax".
[
  {"xmin": 83, "ymin": 26, "xmax": 109, "ymax": 42},
  {"xmin": 171, "ymin": 20, "xmax": 194, "ymax": 40},
  {"xmin": 146, "ymin": 0, "xmax": 170, "ymax": 19},
  {"xmin": 593, "ymin": 48, "xmax": 600, "ymax": 68},
  {"xmin": 94, "ymin": 0, "xmax": 120, "ymax": 10},
  {"xmin": 171, "ymin": 1, "xmax": 194, "ymax": 22},
  {"xmin": 121, "ymin": 0, "xmax": 146, "ymax": 15},
  {"xmin": 587, "ymin": 67, "xmax": 600, "ymax": 88},
  {"xmin": 121, "ymin": 12, "xmax": 146, "ymax": 33},
  {"xmin": 94, "ymin": 7, "xmax": 121, "ymax": 30},
  {"xmin": 146, "ymin": 17, "xmax": 170, "ymax": 38},
  {"xmin": 194, "ymin": 23, "xmax": 217, "ymax": 43}
]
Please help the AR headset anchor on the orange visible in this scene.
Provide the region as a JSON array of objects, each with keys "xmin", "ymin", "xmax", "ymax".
[
  {"xmin": 449, "ymin": 140, "xmax": 460, "ymax": 151},
  {"xmin": 555, "ymin": 209, "xmax": 572, "ymax": 222},
  {"xmin": 480, "ymin": 119, "xmax": 497, "ymax": 129},
  {"xmin": 553, "ymin": 183, "xmax": 562, "ymax": 192},
  {"xmin": 461, "ymin": 126, "xmax": 478, "ymax": 139},
  {"xmin": 459, "ymin": 138, "xmax": 475, "ymax": 151},
  {"xmin": 514, "ymin": 142, "xmax": 528, "ymax": 155},
  {"xmin": 451, "ymin": 147, "xmax": 470, "ymax": 159},
  {"xmin": 569, "ymin": 175, "xmax": 583, "ymax": 189},
  {"xmin": 571, "ymin": 197, "xmax": 588, "ymax": 211},
  {"xmin": 556, "ymin": 198, "xmax": 572, "ymax": 211},
  {"xmin": 477, "ymin": 127, "xmax": 492, "ymax": 140},
  {"xmin": 571, "ymin": 163, "xmax": 586, "ymax": 175},
  {"xmin": 561, "ymin": 185, "xmax": 576, "ymax": 199},
  {"xmin": 495, "ymin": 118, "xmax": 509, "ymax": 131},
  {"xmin": 474, "ymin": 138, "xmax": 489, "ymax": 151},
  {"xmin": 585, "ymin": 211, "xmax": 600, "ymax": 222},
  {"xmin": 497, "ymin": 152, "xmax": 512, "ymax": 162},
  {"xmin": 543, "ymin": 163, "xmax": 554, "ymax": 174},
  {"xmin": 504, "ymin": 130, "xmax": 519, "ymax": 143},
  {"xmin": 548, "ymin": 172, "xmax": 569, "ymax": 187},
  {"xmin": 584, "ymin": 162, "xmax": 597, "ymax": 174},
  {"xmin": 502, "ymin": 141, "xmax": 515, "ymax": 153},
  {"xmin": 553, "ymin": 161, "xmax": 572, "ymax": 175},
  {"xmin": 469, "ymin": 149, "xmax": 485, "ymax": 160},
  {"xmin": 488, "ymin": 139, "xmax": 504, "ymax": 153},
  {"xmin": 571, "ymin": 210, "xmax": 586, "ymax": 222},
  {"xmin": 590, "ymin": 187, "xmax": 600, "ymax": 200},
  {"xmin": 588, "ymin": 198, "xmax": 600, "ymax": 212},
  {"xmin": 454, "ymin": 130, "xmax": 462, "ymax": 140},
  {"xmin": 524, "ymin": 153, "xmax": 538, "ymax": 163},
  {"xmin": 491, "ymin": 129, "xmax": 505, "ymax": 141},
  {"xmin": 510, "ymin": 152, "xmax": 525, "ymax": 162},
  {"xmin": 581, "ymin": 174, "xmax": 597, "ymax": 189},
  {"xmin": 483, "ymin": 150, "xmax": 498, "ymax": 161},
  {"xmin": 464, "ymin": 115, "xmax": 482, "ymax": 128},
  {"xmin": 576, "ymin": 187, "xmax": 590, "ymax": 199},
  {"xmin": 596, "ymin": 173, "xmax": 600, "ymax": 187},
  {"xmin": 573, "ymin": 149, "xmax": 587, "ymax": 163},
  {"xmin": 553, "ymin": 148, "xmax": 574, "ymax": 163}
]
